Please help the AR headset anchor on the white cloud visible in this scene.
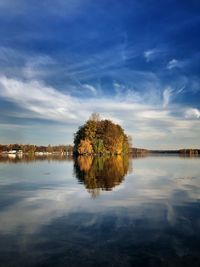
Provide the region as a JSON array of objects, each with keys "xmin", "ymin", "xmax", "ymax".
[
  {"xmin": 167, "ymin": 59, "xmax": 183, "ymax": 70},
  {"xmin": 163, "ymin": 87, "xmax": 173, "ymax": 108},
  {"xmin": 144, "ymin": 49, "xmax": 159, "ymax": 62},
  {"xmin": 82, "ymin": 84, "xmax": 97, "ymax": 95},
  {"xmin": 0, "ymin": 76, "xmax": 80, "ymax": 121},
  {"xmin": 185, "ymin": 108, "xmax": 200, "ymax": 119}
]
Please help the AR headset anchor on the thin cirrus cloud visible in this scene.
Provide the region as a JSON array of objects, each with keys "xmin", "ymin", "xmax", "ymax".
[
  {"xmin": 143, "ymin": 49, "xmax": 160, "ymax": 62},
  {"xmin": 163, "ymin": 87, "xmax": 173, "ymax": 108},
  {"xmin": 166, "ymin": 59, "xmax": 184, "ymax": 70}
]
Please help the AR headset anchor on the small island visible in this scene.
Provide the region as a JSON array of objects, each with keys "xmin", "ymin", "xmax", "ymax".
[{"xmin": 73, "ymin": 113, "xmax": 130, "ymax": 155}]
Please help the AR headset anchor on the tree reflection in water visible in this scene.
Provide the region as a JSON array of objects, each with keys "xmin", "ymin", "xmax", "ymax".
[
  {"xmin": 0, "ymin": 154, "xmax": 73, "ymax": 163},
  {"xmin": 74, "ymin": 156, "xmax": 130, "ymax": 198}
]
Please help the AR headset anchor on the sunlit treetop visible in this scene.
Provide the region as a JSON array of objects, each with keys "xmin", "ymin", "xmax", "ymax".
[{"xmin": 74, "ymin": 113, "xmax": 130, "ymax": 155}]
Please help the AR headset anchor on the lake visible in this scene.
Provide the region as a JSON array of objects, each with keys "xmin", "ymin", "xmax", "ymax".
[{"xmin": 0, "ymin": 155, "xmax": 199, "ymax": 267}]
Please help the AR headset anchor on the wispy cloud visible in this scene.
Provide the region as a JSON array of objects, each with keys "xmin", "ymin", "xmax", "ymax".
[
  {"xmin": 163, "ymin": 87, "xmax": 173, "ymax": 108},
  {"xmin": 166, "ymin": 59, "xmax": 184, "ymax": 70},
  {"xmin": 82, "ymin": 84, "xmax": 97, "ymax": 96},
  {"xmin": 144, "ymin": 49, "xmax": 160, "ymax": 62},
  {"xmin": 22, "ymin": 55, "xmax": 55, "ymax": 79},
  {"xmin": 0, "ymin": 76, "xmax": 80, "ymax": 121}
]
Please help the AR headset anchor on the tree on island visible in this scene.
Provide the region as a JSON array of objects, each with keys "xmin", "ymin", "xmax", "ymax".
[{"xmin": 74, "ymin": 113, "xmax": 130, "ymax": 155}]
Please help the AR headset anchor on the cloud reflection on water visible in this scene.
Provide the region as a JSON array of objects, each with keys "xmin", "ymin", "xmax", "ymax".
[{"xmin": 0, "ymin": 156, "xmax": 199, "ymax": 235}]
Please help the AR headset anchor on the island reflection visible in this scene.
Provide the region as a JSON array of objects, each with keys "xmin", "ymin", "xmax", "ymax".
[{"xmin": 74, "ymin": 156, "xmax": 130, "ymax": 197}]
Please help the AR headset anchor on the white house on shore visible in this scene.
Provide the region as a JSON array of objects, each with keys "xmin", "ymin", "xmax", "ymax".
[
  {"xmin": 8, "ymin": 150, "xmax": 23, "ymax": 155},
  {"xmin": 8, "ymin": 150, "xmax": 17, "ymax": 154}
]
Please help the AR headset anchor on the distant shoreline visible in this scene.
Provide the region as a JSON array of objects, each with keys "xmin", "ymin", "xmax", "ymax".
[
  {"xmin": 0, "ymin": 144, "xmax": 199, "ymax": 157},
  {"xmin": 132, "ymin": 148, "xmax": 200, "ymax": 156}
]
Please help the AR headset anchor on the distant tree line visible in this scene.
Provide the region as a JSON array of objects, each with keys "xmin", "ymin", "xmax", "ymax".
[
  {"xmin": 148, "ymin": 149, "xmax": 200, "ymax": 156},
  {"xmin": 179, "ymin": 149, "xmax": 200, "ymax": 156},
  {"xmin": 0, "ymin": 144, "xmax": 74, "ymax": 154},
  {"xmin": 74, "ymin": 113, "xmax": 131, "ymax": 155},
  {"xmin": 131, "ymin": 148, "xmax": 149, "ymax": 156}
]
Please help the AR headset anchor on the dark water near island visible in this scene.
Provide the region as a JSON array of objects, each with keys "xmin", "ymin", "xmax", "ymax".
[{"xmin": 0, "ymin": 155, "xmax": 199, "ymax": 267}]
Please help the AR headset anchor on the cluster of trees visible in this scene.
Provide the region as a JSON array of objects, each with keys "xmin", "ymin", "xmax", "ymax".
[
  {"xmin": 74, "ymin": 113, "xmax": 131, "ymax": 155},
  {"xmin": 0, "ymin": 144, "xmax": 73, "ymax": 154},
  {"xmin": 74, "ymin": 155, "xmax": 129, "ymax": 198}
]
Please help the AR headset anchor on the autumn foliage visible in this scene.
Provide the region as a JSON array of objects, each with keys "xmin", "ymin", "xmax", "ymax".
[{"xmin": 74, "ymin": 113, "xmax": 130, "ymax": 155}]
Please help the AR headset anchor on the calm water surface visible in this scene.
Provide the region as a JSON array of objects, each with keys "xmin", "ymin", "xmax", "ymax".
[{"xmin": 0, "ymin": 155, "xmax": 199, "ymax": 267}]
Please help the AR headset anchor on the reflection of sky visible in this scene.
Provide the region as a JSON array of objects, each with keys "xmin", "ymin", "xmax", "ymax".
[{"xmin": 0, "ymin": 157, "xmax": 199, "ymax": 235}]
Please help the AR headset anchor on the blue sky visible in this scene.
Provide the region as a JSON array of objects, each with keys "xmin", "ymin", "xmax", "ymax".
[{"xmin": 0, "ymin": 0, "xmax": 199, "ymax": 149}]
